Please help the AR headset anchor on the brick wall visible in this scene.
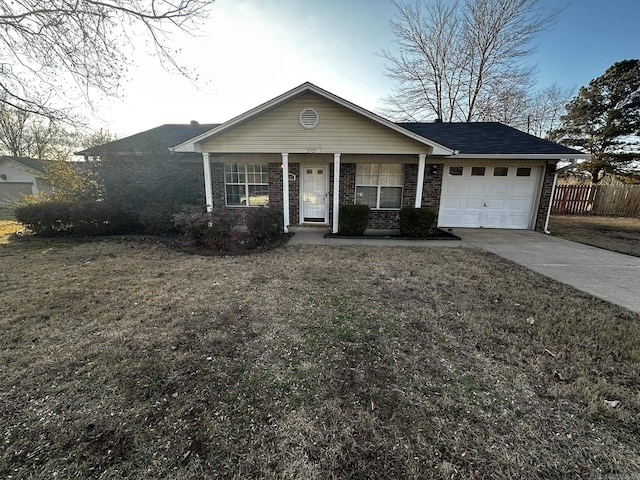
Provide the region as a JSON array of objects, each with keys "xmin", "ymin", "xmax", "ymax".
[
  {"xmin": 182, "ymin": 161, "xmax": 205, "ymax": 205},
  {"xmin": 534, "ymin": 163, "xmax": 557, "ymax": 232},
  {"xmin": 422, "ymin": 163, "xmax": 443, "ymax": 213},
  {"xmin": 289, "ymin": 163, "xmax": 300, "ymax": 226},
  {"xmin": 268, "ymin": 163, "xmax": 283, "ymax": 211},
  {"xmin": 211, "ymin": 163, "xmax": 225, "ymax": 209}
]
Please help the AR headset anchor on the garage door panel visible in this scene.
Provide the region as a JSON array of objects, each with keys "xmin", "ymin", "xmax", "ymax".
[
  {"xmin": 444, "ymin": 181, "xmax": 464, "ymax": 194},
  {"xmin": 467, "ymin": 183, "xmax": 486, "ymax": 194},
  {"xmin": 438, "ymin": 165, "xmax": 541, "ymax": 229},
  {"xmin": 463, "ymin": 197, "xmax": 483, "ymax": 209},
  {"xmin": 463, "ymin": 213, "xmax": 481, "ymax": 224},
  {"xmin": 513, "ymin": 182, "xmax": 535, "ymax": 194},
  {"xmin": 484, "ymin": 214, "xmax": 503, "ymax": 228},
  {"xmin": 489, "ymin": 183, "xmax": 508, "ymax": 194},
  {"xmin": 443, "ymin": 197, "xmax": 462, "ymax": 208}
]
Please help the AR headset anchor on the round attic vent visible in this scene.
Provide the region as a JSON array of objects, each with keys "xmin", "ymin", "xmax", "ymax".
[{"xmin": 299, "ymin": 108, "xmax": 319, "ymax": 129}]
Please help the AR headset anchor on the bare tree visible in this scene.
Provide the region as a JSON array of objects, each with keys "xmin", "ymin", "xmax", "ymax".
[
  {"xmin": 0, "ymin": 104, "xmax": 75, "ymax": 160},
  {"xmin": 527, "ymin": 84, "xmax": 574, "ymax": 138},
  {"xmin": 0, "ymin": 104, "xmax": 27, "ymax": 155},
  {"xmin": 0, "ymin": 0, "xmax": 214, "ymax": 121},
  {"xmin": 382, "ymin": 0, "xmax": 559, "ymax": 123}
]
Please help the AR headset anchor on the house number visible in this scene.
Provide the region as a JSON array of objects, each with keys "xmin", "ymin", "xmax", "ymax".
[{"xmin": 307, "ymin": 147, "xmax": 318, "ymax": 154}]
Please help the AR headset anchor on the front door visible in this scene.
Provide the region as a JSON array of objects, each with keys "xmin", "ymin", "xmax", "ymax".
[{"xmin": 301, "ymin": 165, "xmax": 328, "ymax": 223}]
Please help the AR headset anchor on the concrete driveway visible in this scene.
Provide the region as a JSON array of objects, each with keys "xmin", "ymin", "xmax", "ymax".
[{"xmin": 455, "ymin": 228, "xmax": 640, "ymax": 314}]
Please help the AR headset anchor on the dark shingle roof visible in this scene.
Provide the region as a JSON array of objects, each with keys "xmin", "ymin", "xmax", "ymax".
[
  {"xmin": 398, "ymin": 122, "xmax": 581, "ymax": 155},
  {"xmin": 76, "ymin": 121, "xmax": 581, "ymax": 157},
  {"xmin": 76, "ymin": 123, "xmax": 219, "ymax": 156},
  {"xmin": 0, "ymin": 155, "xmax": 47, "ymax": 173}
]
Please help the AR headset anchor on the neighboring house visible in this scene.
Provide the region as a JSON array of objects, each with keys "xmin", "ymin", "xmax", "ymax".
[
  {"xmin": 0, "ymin": 156, "xmax": 53, "ymax": 204},
  {"xmin": 80, "ymin": 82, "xmax": 587, "ymax": 232}
]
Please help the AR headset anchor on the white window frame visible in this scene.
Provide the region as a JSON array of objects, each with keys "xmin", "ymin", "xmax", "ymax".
[
  {"xmin": 355, "ymin": 163, "xmax": 404, "ymax": 210},
  {"xmin": 224, "ymin": 163, "xmax": 269, "ymax": 207}
]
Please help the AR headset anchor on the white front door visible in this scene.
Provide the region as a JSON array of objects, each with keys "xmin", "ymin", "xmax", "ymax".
[
  {"xmin": 438, "ymin": 165, "xmax": 543, "ymax": 229},
  {"xmin": 301, "ymin": 165, "xmax": 329, "ymax": 223}
]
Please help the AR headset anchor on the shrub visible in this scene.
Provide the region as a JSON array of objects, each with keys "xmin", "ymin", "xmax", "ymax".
[
  {"xmin": 399, "ymin": 207, "xmax": 437, "ymax": 237},
  {"xmin": 14, "ymin": 201, "xmax": 140, "ymax": 236},
  {"xmin": 173, "ymin": 207, "xmax": 241, "ymax": 250},
  {"xmin": 14, "ymin": 201, "xmax": 72, "ymax": 236},
  {"xmin": 69, "ymin": 201, "xmax": 140, "ymax": 236},
  {"xmin": 338, "ymin": 204, "xmax": 370, "ymax": 235},
  {"xmin": 245, "ymin": 207, "xmax": 283, "ymax": 244},
  {"xmin": 138, "ymin": 203, "xmax": 186, "ymax": 236}
]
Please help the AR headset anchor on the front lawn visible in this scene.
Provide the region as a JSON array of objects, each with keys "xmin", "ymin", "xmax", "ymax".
[
  {"xmin": 1, "ymin": 239, "xmax": 639, "ymax": 478},
  {"xmin": 549, "ymin": 215, "xmax": 640, "ymax": 257}
]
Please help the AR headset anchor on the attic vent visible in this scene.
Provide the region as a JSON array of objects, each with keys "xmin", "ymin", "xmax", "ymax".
[{"xmin": 299, "ymin": 108, "xmax": 319, "ymax": 129}]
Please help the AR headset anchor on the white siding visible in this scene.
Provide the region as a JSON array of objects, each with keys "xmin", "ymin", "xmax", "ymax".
[{"xmin": 201, "ymin": 93, "xmax": 430, "ymax": 155}]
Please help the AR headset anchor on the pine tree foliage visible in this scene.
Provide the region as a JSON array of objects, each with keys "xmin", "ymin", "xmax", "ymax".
[{"xmin": 553, "ymin": 60, "xmax": 640, "ymax": 182}]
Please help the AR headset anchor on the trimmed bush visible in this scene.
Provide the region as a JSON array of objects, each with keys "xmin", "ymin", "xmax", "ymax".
[
  {"xmin": 14, "ymin": 201, "xmax": 72, "ymax": 236},
  {"xmin": 173, "ymin": 207, "xmax": 241, "ymax": 250},
  {"xmin": 245, "ymin": 207, "xmax": 283, "ymax": 244},
  {"xmin": 338, "ymin": 204, "xmax": 370, "ymax": 235},
  {"xmin": 399, "ymin": 207, "xmax": 437, "ymax": 237},
  {"xmin": 138, "ymin": 203, "xmax": 185, "ymax": 236},
  {"xmin": 69, "ymin": 201, "xmax": 141, "ymax": 236},
  {"xmin": 14, "ymin": 201, "xmax": 140, "ymax": 236}
]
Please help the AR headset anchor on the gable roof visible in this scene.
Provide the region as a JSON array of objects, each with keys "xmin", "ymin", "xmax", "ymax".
[
  {"xmin": 76, "ymin": 123, "xmax": 219, "ymax": 156},
  {"xmin": 398, "ymin": 122, "xmax": 585, "ymax": 158},
  {"xmin": 172, "ymin": 82, "xmax": 455, "ymax": 156},
  {"xmin": 0, "ymin": 155, "xmax": 47, "ymax": 174}
]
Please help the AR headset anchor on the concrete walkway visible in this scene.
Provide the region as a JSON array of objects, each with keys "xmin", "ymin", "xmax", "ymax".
[{"xmin": 287, "ymin": 226, "xmax": 640, "ymax": 314}]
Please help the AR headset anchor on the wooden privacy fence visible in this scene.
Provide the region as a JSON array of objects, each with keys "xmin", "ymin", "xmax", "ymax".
[{"xmin": 552, "ymin": 184, "xmax": 640, "ymax": 217}]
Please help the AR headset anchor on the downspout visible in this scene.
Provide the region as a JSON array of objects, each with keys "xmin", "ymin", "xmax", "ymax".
[
  {"xmin": 543, "ymin": 169, "xmax": 558, "ymax": 235},
  {"xmin": 544, "ymin": 158, "xmax": 579, "ymax": 234}
]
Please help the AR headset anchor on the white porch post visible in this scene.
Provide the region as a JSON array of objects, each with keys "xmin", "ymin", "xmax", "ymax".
[
  {"xmin": 202, "ymin": 152, "xmax": 213, "ymax": 212},
  {"xmin": 415, "ymin": 153, "xmax": 426, "ymax": 208},
  {"xmin": 282, "ymin": 153, "xmax": 290, "ymax": 233},
  {"xmin": 332, "ymin": 153, "xmax": 341, "ymax": 234}
]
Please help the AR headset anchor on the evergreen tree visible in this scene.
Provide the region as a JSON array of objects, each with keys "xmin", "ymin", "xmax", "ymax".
[{"xmin": 553, "ymin": 60, "xmax": 640, "ymax": 182}]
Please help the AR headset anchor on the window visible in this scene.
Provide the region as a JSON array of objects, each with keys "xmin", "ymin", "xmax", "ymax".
[
  {"xmin": 449, "ymin": 166, "xmax": 463, "ymax": 176},
  {"xmin": 355, "ymin": 164, "xmax": 403, "ymax": 209},
  {"xmin": 516, "ymin": 167, "xmax": 532, "ymax": 177},
  {"xmin": 224, "ymin": 163, "xmax": 269, "ymax": 206},
  {"xmin": 493, "ymin": 167, "xmax": 508, "ymax": 176},
  {"xmin": 471, "ymin": 166, "xmax": 486, "ymax": 176}
]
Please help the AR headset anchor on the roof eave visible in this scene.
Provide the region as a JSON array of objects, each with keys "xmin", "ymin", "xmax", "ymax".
[
  {"xmin": 2, "ymin": 157, "xmax": 47, "ymax": 175},
  {"xmin": 172, "ymin": 82, "xmax": 455, "ymax": 155}
]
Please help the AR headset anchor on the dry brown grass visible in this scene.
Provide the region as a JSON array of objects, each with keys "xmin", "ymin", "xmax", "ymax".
[
  {"xmin": 550, "ymin": 215, "xmax": 640, "ymax": 257},
  {"xmin": 1, "ymin": 237, "xmax": 640, "ymax": 479}
]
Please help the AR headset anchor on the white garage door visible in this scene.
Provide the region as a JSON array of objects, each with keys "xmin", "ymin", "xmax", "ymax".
[{"xmin": 438, "ymin": 165, "xmax": 542, "ymax": 229}]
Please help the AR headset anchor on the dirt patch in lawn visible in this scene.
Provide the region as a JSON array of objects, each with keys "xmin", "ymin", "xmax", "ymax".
[
  {"xmin": 1, "ymin": 239, "xmax": 640, "ymax": 479},
  {"xmin": 549, "ymin": 215, "xmax": 640, "ymax": 257}
]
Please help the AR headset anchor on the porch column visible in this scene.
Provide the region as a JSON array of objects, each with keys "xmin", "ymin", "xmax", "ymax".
[
  {"xmin": 332, "ymin": 153, "xmax": 341, "ymax": 234},
  {"xmin": 415, "ymin": 153, "xmax": 426, "ymax": 208},
  {"xmin": 282, "ymin": 153, "xmax": 290, "ymax": 234},
  {"xmin": 202, "ymin": 152, "xmax": 213, "ymax": 212}
]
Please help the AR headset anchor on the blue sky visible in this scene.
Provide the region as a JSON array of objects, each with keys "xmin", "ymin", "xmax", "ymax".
[{"xmin": 95, "ymin": 0, "xmax": 640, "ymax": 136}]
